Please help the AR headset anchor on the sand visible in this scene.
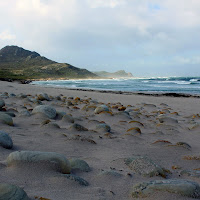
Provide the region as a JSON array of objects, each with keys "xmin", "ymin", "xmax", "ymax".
[{"xmin": 0, "ymin": 80, "xmax": 200, "ymax": 200}]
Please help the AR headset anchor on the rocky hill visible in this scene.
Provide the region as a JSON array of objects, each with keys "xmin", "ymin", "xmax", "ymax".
[
  {"xmin": 0, "ymin": 46, "xmax": 98, "ymax": 80},
  {"xmin": 94, "ymin": 70, "xmax": 133, "ymax": 78}
]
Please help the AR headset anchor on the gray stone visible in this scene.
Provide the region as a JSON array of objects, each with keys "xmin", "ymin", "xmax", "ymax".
[
  {"xmin": 17, "ymin": 93, "xmax": 27, "ymax": 98},
  {"xmin": 95, "ymin": 123, "xmax": 111, "ymax": 132},
  {"xmin": 19, "ymin": 110, "xmax": 31, "ymax": 117},
  {"xmin": 37, "ymin": 93, "xmax": 50, "ymax": 101},
  {"xmin": 158, "ymin": 116, "xmax": 178, "ymax": 124},
  {"xmin": 62, "ymin": 114, "xmax": 74, "ymax": 123},
  {"xmin": 0, "ymin": 131, "xmax": 13, "ymax": 149},
  {"xmin": 44, "ymin": 122, "xmax": 60, "ymax": 129},
  {"xmin": 70, "ymin": 123, "xmax": 88, "ymax": 131},
  {"xmin": 94, "ymin": 105, "xmax": 109, "ymax": 114},
  {"xmin": 0, "ymin": 112, "xmax": 16, "ymax": 117},
  {"xmin": 131, "ymin": 179, "xmax": 200, "ymax": 198},
  {"xmin": 7, "ymin": 151, "xmax": 71, "ymax": 174},
  {"xmin": 180, "ymin": 170, "xmax": 200, "ymax": 178},
  {"xmin": 9, "ymin": 93, "xmax": 16, "ymax": 97},
  {"xmin": 65, "ymin": 174, "xmax": 89, "ymax": 186},
  {"xmin": 32, "ymin": 105, "xmax": 57, "ymax": 119},
  {"xmin": 0, "ymin": 113, "xmax": 14, "ymax": 126},
  {"xmin": 0, "ymin": 100, "xmax": 5, "ymax": 108},
  {"xmin": 69, "ymin": 158, "xmax": 91, "ymax": 172},
  {"xmin": 124, "ymin": 156, "xmax": 166, "ymax": 177},
  {"xmin": 0, "ymin": 183, "xmax": 29, "ymax": 200}
]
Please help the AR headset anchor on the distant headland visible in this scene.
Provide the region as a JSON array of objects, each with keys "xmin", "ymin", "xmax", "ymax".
[{"xmin": 0, "ymin": 45, "xmax": 133, "ymax": 81}]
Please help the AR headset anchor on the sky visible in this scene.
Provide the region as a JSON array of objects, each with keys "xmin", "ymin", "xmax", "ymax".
[{"xmin": 0, "ymin": 0, "xmax": 200, "ymax": 77}]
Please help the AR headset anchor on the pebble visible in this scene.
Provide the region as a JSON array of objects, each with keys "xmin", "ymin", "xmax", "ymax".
[
  {"xmin": 158, "ymin": 116, "xmax": 178, "ymax": 124},
  {"xmin": 6, "ymin": 151, "xmax": 71, "ymax": 174},
  {"xmin": 0, "ymin": 131, "xmax": 13, "ymax": 149},
  {"xmin": 0, "ymin": 183, "xmax": 29, "ymax": 200},
  {"xmin": 62, "ymin": 114, "xmax": 75, "ymax": 123},
  {"xmin": 124, "ymin": 156, "xmax": 166, "ymax": 177},
  {"xmin": 69, "ymin": 158, "xmax": 91, "ymax": 172},
  {"xmin": 131, "ymin": 179, "xmax": 200, "ymax": 198},
  {"xmin": 95, "ymin": 123, "xmax": 111, "ymax": 133},
  {"xmin": 70, "ymin": 123, "xmax": 88, "ymax": 131},
  {"xmin": 32, "ymin": 105, "xmax": 57, "ymax": 119},
  {"xmin": 64, "ymin": 174, "xmax": 89, "ymax": 186},
  {"xmin": 94, "ymin": 105, "xmax": 109, "ymax": 114},
  {"xmin": 180, "ymin": 170, "xmax": 200, "ymax": 178},
  {"xmin": 37, "ymin": 93, "xmax": 50, "ymax": 101},
  {"xmin": 0, "ymin": 99, "xmax": 5, "ymax": 108},
  {"xmin": 0, "ymin": 113, "xmax": 14, "ymax": 126}
]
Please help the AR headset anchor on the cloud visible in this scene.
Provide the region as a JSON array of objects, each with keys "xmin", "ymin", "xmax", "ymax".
[
  {"xmin": 87, "ymin": 0, "xmax": 126, "ymax": 8},
  {"xmin": 0, "ymin": 0, "xmax": 200, "ymax": 76},
  {"xmin": 0, "ymin": 31, "xmax": 16, "ymax": 40}
]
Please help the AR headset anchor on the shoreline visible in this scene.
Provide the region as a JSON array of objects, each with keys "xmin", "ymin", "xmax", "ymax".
[{"xmin": 30, "ymin": 83, "xmax": 200, "ymax": 98}]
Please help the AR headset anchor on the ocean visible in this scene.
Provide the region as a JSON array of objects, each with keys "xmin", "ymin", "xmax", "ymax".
[{"xmin": 31, "ymin": 77, "xmax": 200, "ymax": 94}]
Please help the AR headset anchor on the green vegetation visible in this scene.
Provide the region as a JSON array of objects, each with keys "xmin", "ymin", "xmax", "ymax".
[{"xmin": 0, "ymin": 45, "xmax": 98, "ymax": 80}]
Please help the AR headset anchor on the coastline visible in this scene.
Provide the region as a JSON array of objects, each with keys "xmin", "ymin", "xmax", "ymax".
[{"xmin": 30, "ymin": 82, "xmax": 200, "ymax": 98}]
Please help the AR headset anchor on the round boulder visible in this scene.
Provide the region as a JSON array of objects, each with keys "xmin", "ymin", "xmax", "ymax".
[
  {"xmin": 94, "ymin": 105, "xmax": 109, "ymax": 114},
  {"xmin": 0, "ymin": 113, "xmax": 13, "ymax": 126},
  {"xmin": 0, "ymin": 100, "xmax": 5, "ymax": 108},
  {"xmin": 0, "ymin": 131, "xmax": 13, "ymax": 149},
  {"xmin": 131, "ymin": 179, "xmax": 200, "ymax": 198},
  {"xmin": 0, "ymin": 183, "xmax": 29, "ymax": 200},
  {"xmin": 37, "ymin": 93, "xmax": 50, "ymax": 101},
  {"xmin": 7, "ymin": 151, "xmax": 71, "ymax": 174},
  {"xmin": 69, "ymin": 158, "xmax": 91, "ymax": 172},
  {"xmin": 32, "ymin": 105, "xmax": 57, "ymax": 119}
]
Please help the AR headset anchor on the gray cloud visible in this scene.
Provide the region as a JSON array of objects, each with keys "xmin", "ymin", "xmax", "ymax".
[{"xmin": 0, "ymin": 0, "xmax": 200, "ymax": 77}]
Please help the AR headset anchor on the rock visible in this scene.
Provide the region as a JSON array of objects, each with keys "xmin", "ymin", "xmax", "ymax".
[
  {"xmin": 65, "ymin": 174, "xmax": 89, "ymax": 186},
  {"xmin": 0, "ymin": 100, "xmax": 5, "ymax": 108},
  {"xmin": 56, "ymin": 111, "xmax": 66, "ymax": 119},
  {"xmin": 126, "ymin": 127, "xmax": 141, "ymax": 135},
  {"xmin": 62, "ymin": 114, "xmax": 74, "ymax": 123},
  {"xmin": 44, "ymin": 122, "xmax": 60, "ymax": 129},
  {"xmin": 0, "ymin": 113, "xmax": 14, "ymax": 126},
  {"xmin": 124, "ymin": 156, "xmax": 166, "ymax": 177},
  {"xmin": 37, "ymin": 93, "xmax": 50, "ymax": 101},
  {"xmin": 17, "ymin": 93, "xmax": 27, "ymax": 98},
  {"xmin": 70, "ymin": 123, "xmax": 88, "ymax": 131},
  {"xmin": 66, "ymin": 100, "xmax": 73, "ymax": 106},
  {"xmin": 6, "ymin": 151, "xmax": 71, "ymax": 174},
  {"xmin": 95, "ymin": 123, "xmax": 111, "ymax": 132},
  {"xmin": 180, "ymin": 170, "xmax": 200, "ymax": 178},
  {"xmin": 32, "ymin": 105, "xmax": 57, "ymax": 119},
  {"xmin": 19, "ymin": 110, "xmax": 31, "ymax": 117},
  {"xmin": 82, "ymin": 105, "xmax": 97, "ymax": 112},
  {"xmin": 131, "ymin": 179, "xmax": 200, "ymax": 198},
  {"xmin": 114, "ymin": 111, "xmax": 132, "ymax": 119},
  {"xmin": 0, "ymin": 183, "xmax": 29, "ymax": 200},
  {"xmin": 176, "ymin": 142, "xmax": 192, "ymax": 150},
  {"xmin": 0, "ymin": 131, "xmax": 13, "ymax": 149},
  {"xmin": 94, "ymin": 105, "xmax": 109, "ymax": 114},
  {"xmin": 158, "ymin": 116, "xmax": 178, "ymax": 124},
  {"xmin": 0, "ymin": 111, "xmax": 16, "ymax": 117},
  {"xmin": 9, "ymin": 93, "xmax": 16, "ymax": 97},
  {"xmin": 69, "ymin": 158, "xmax": 91, "ymax": 172}
]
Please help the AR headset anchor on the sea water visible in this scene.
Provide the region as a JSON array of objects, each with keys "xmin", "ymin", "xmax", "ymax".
[{"xmin": 31, "ymin": 77, "xmax": 200, "ymax": 94}]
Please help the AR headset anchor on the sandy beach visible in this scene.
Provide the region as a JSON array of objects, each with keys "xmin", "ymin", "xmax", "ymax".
[{"xmin": 0, "ymin": 80, "xmax": 200, "ymax": 200}]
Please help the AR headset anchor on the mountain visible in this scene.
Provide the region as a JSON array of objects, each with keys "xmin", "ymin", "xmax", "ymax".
[
  {"xmin": 0, "ymin": 45, "xmax": 98, "ymax": 80},
  {"xmin": 94, "ymin": 70, "xmax": 133, "ymax": 78}
]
